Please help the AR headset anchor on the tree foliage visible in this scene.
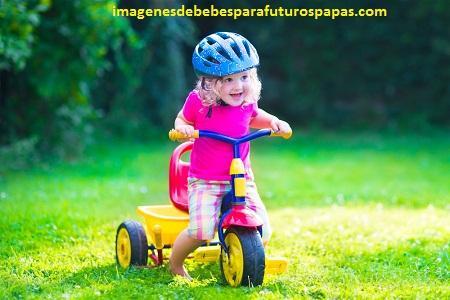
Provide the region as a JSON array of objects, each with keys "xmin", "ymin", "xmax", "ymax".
[
  {"xmin": 0, "ymin": 0, "xmax": 448, "ymax": 165},
  {"xmin": 1, "ymin": 0, "xmax": 133, "ymax": 159},
  {"xmin": 190, "ymin": 0, "xmax": 450, "ymax": 128},
  {"xmin": 0, "ymin": 0, "xmax": 194, "ymax": 162},
  {"xmin": 0, "ymin": 0, "xmax": 50, "ymax": 70}
]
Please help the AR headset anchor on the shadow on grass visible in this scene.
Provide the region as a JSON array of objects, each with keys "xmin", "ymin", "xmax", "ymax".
[
  {"xmin": 33, "ymin": 264, "xmax": 174, "ymax": 298},
  {"xmin": 43, "ymin": 262, "xmax": 250, "ymax": 298},
  {"xmin": 41, "ymin": 261, "xmax": 297, "ymax": 298}
]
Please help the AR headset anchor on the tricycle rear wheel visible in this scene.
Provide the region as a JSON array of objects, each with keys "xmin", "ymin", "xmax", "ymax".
[
  {"xmin": 220, "ymin": 227, "xmax": 265, "ymax": 287},
  {"xmin": 115, "ymin": 220, "xmax": 148, "ymax": 268}
]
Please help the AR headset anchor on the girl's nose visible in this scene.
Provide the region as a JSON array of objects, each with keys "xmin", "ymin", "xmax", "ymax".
[{"xmin": 233, "ymin": 79, "xmax": 243, "ymax": 90}]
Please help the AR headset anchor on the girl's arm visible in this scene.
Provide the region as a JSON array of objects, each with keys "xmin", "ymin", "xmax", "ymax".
[
  {"xmin": 174, "ymin": 110, "xmax": 195, "ymax": 137},
  {"xmin": 250, "ymin": 108, "xmax": 292, "ymax": 133}
]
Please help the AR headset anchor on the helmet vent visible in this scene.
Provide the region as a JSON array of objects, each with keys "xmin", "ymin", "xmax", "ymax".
[
  {"xmin": 205, "ymin": 56, "xmax": 220, "ymax": 65},
  {"xmin": 217, "ymin": 48, "xmax": 231, "ymax": 61},
  {"xmin": 216, "ymin": 32, "xmax": 230, "ymax": 39},
  {"xmin": 243, "ymin": 40, "xmax": 251, "ymax": 57},
  {"xmin": 231, "ymin": 43, "xmax": 243, "ymax": 59},
  {"xmin": 206, "ymin": 37, "xmax": 216, "ymax": 45}
]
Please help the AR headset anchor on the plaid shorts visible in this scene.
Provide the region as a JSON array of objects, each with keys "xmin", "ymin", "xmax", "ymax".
[{"xmin": 187, "ymin": 177, "xmax": 272, "ymax": 242}]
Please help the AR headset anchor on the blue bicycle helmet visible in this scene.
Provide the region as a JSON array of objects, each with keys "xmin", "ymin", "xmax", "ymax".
[{"xmin": 192, "ymin": 32, "xmax": 259, "ymax": 77}]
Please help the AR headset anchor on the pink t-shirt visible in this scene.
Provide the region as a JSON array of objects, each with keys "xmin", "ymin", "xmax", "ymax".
[{"xmin": 182, "ymin": 90, "xmax": 259, "ymax": 181}]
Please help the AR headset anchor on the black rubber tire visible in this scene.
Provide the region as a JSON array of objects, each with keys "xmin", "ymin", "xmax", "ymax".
[
  {"xmin": 115, "ymin": 220, "xmax": 148, "ymax": 267},
  {"xmin": 220, "ymin": 227, "xmax": 265, "ymax": 287}
]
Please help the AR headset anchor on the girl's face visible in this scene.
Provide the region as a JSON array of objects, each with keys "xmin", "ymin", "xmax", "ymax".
[{"xmin": 216, "ymin": 70, "xmax": 251, "ymax": 106}]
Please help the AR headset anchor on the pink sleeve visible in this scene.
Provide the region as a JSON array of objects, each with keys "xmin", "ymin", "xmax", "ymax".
[
  {"xmin": 182, "ymin": 91, "xmax": 202, "ymax": 123},
  {"xmin": 251, "ymin": 102, "xmax": 259, "ymax": 118}
]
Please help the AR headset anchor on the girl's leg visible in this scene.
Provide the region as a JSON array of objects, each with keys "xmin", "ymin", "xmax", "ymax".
[
  {"xmin": 169, "ymin": 178, "xmax": 225, "ymax": 279},
  {"xmin": 169, "ymin": 229, "xmax": 204, "ymax": 279}
]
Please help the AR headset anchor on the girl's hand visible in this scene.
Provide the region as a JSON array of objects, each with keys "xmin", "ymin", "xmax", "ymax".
[
  {"xmin": 175, "ymin": 124, "xmax": 195, "ymax": 136},
  {"xmin": 270, "ymin": 117, "xmax": 292, "ymax": 135},
  {"xmin": 174, "ymin": 124, "xmax": 195, "ymax": 141}
]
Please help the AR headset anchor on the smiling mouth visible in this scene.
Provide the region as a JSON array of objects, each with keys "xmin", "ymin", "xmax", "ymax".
[{"xmin": 230, "ymin": 92, "xmax": 243, "ymax": 98}]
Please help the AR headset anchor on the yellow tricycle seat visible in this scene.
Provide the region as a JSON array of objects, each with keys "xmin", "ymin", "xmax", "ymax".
[{"xmin": 137, "ymin": 205, "xmax": 189, "ymax": 246}]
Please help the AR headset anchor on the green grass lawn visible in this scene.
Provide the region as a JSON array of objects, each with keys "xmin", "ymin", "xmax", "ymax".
[{"xmin": 0, "ymin": 131, "xmax": 449, "ymax": 299}]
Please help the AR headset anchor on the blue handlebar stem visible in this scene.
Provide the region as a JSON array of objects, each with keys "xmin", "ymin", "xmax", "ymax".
[{"xmin": 198, "ymin": 129, "xmax": 272, "ymax": 158}]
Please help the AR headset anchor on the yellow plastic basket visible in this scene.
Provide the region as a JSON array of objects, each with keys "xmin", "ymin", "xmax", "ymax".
[{"xmin": 137, "ymin": 205, "xmax": 189, "ymax": 246}]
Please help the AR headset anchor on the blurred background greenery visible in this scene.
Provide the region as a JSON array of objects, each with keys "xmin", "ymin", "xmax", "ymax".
[{"xmin": 1, "ymin": 0, "xmax": 449, "ymax": 168}]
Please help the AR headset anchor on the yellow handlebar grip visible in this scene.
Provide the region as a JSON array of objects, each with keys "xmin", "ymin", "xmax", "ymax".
[
  {"xmin": 168, "ymin": 129, "xmax": 199, "ymax": 141},
  {"xmin": 270, "ymin": 129, "xmax": 293, "ymax": 139},
  {"xmin": 168, "ymin": 129, "xmax": 182, "ymax": 141}
]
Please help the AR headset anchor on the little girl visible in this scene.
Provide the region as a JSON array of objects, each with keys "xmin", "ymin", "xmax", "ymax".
[{"xmin": 169, "ymin": 32, "xmax": 291, "ymax": 279}]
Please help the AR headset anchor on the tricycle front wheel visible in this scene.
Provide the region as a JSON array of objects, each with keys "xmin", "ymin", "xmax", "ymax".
[
  {"xmin": 115, "ymin": 220, "xmax": 148, "ymax": 268},
  {"xmin": 220, "ymin": 227, "xmax": 265, "ymax": 287}
]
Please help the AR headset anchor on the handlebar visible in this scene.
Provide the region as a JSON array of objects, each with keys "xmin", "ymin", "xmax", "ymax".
[{"xmin": 168, "ymin": 128, "xmax": 292, "ymax": 143}]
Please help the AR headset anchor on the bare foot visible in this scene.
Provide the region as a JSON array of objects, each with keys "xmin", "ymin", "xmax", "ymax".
[{"xmin": 169, "ymin": 264, "xmax": 193, "ymax": 281}]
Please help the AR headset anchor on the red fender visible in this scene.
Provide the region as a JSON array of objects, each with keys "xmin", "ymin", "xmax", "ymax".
[{"xmin": 222, "ymin": 206, "xmax": 263, "ymax": 229}]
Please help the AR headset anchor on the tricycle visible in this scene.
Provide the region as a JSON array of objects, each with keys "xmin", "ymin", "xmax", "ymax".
[{"xmin": 115, "ymin": 128, "xmax": 291, "ymax": 287}]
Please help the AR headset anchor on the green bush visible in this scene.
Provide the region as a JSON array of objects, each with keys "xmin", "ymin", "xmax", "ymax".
[
  {"xmin": 0, "ymin": 0, "xmax": 137, "ymax": 162},
  {"xmin": 0, "ymin": 0, "xmax": 196, "ymax": 166},
  {"xmin": 0, "ymin": 0, "xmax": 49, "ymax": 70}
]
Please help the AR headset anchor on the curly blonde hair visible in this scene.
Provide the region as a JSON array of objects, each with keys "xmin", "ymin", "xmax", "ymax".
[{"xmin": 195, "ymin": 68, "xmax": 262, "ymax": 106}]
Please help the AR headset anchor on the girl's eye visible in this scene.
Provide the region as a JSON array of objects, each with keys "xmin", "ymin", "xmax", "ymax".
[
  {"xmin": 224, "ymin": 78, "xmax": 232, "ymax": 83},
  {"xmin": 241, "ymin": 75, "xmax": 248, "ymax": 80}
]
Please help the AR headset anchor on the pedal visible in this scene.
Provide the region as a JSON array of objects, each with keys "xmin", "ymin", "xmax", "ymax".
[
  {"xmin": 265, "ymin": 257, "xmax": 288, "ymax": 275},
  {"xmin": 193, "ymin": 245, "xmax": 221, "ymax": 262}
]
